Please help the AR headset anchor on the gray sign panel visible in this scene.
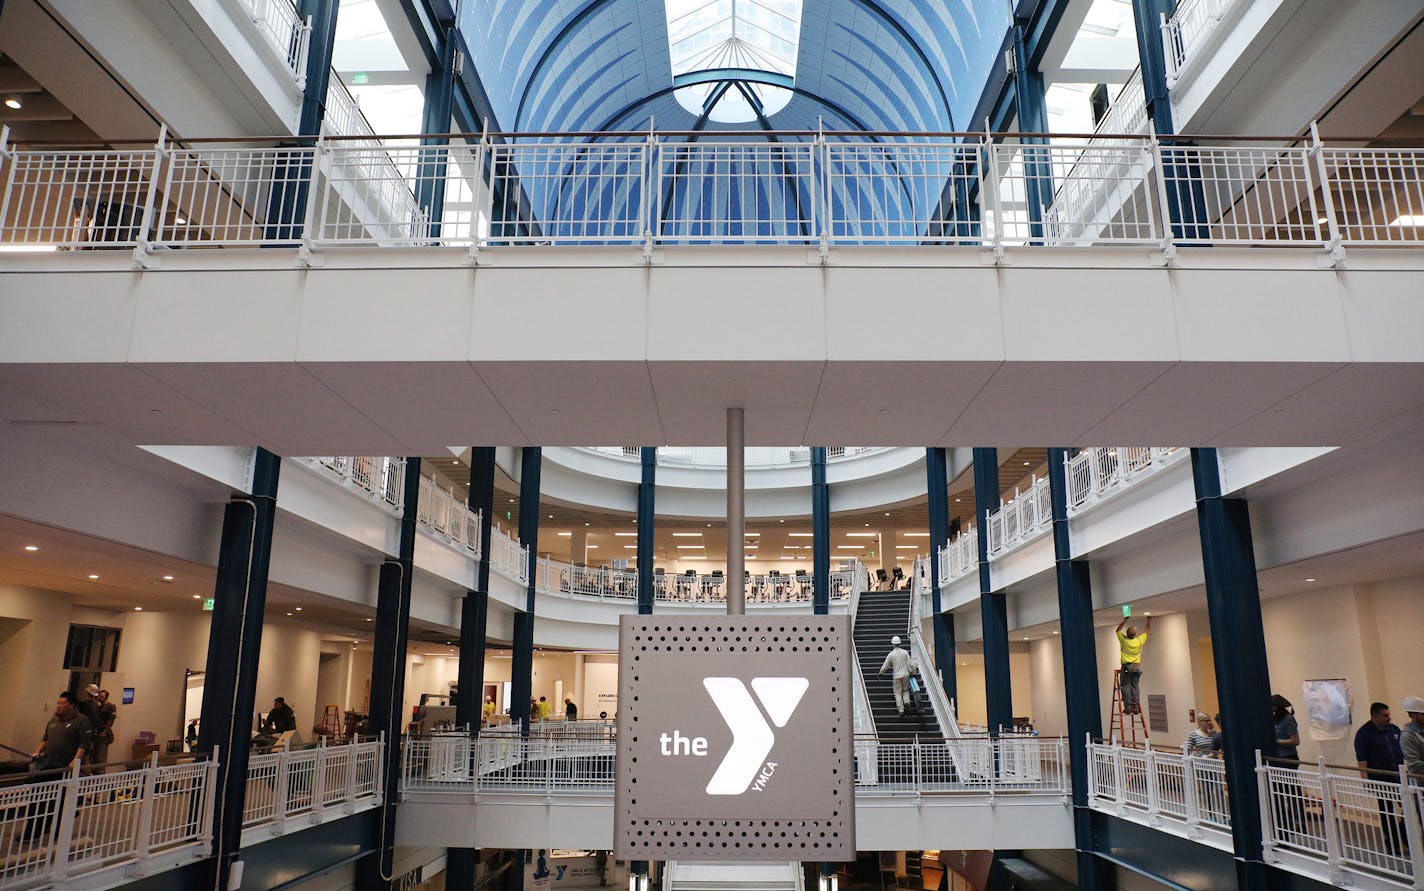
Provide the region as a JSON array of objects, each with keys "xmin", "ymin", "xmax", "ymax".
[{"xmin": 614, "ymin": 615, "xmax": 855, "ymax": 861}]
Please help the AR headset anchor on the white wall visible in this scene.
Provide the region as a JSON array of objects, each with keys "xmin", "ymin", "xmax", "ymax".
[{"xmin": 0, "ymin": 584, "xmax": 76, "ymax": 753}]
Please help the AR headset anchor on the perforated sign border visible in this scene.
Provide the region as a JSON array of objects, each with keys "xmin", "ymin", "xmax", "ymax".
[{"xmin": 613, "ymin": 615, "xmax": 855, "ymax": 861}]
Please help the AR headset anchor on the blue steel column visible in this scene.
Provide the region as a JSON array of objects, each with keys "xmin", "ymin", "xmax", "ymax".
[
  {"xmin": 1129, "ymin": 0, "xmax": 1210, "ymax": 238},
  {"xmin": 265, "ymin": 0, "xmax": 339, "ymax": 241},
  {"xmin": 1046, "ymin": 448, "xmax": 1108, "ymax": 889},
  {"xmin": 637, "ymin": 448, "xmax": 657, "ymax": 614},
  {"xmin": 924, "ymin": 448, "xmax": 956, "ymax": 702},
  {"xmin": 415, "ymin": 25, "xmax": 457, "ymax": 238},
  {"xmin": 198, "ymin": 449, "xmax": 280, "ymax": 891},
  {"xmin": 455, "ymin": 448, "xmax": 497, "ymax": 729},
  {"xmin": 357, "ymin": 457, "xmax": 422, "ymax": 891},
  {"xmin": 510, "ymin": 448, "xmax": 542, "ymax": 730},
  {"xmin": 1192, "ymin": 448, "xmax": 1273, "ymax": 891},
  {"xmin": 449, "ymin": 448, "xmax": 495, "ymax": 891},
  {"xmin": 811, "ymin": 447, "xmax": 830, "ymax": 615},
  {"xmin": 972, "ymin": 448, "xmax": 1012, "ymax": 734},
  {"xmin": 1011, "ymin": 19, "xmax": 1052, "ymax": 241}
]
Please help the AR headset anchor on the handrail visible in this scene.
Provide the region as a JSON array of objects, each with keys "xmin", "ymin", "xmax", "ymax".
[
  {"xmin": 243, "ymin": 736, "xmax": 384, "ymax": 834},
  {"xmin": 304, "ymin": 456, "xmax": 405, "ymax": 509},
  {"xmin": 908, "ymin": 556, "xmax": 959, "ymax": 740},
  {"xmin": 984, "ymin": 475, "xmax": 1052, "ymax": 559},
  {"xmin": 1064, "ymin": 447, "xmax": 1185, "ymax": 515},
  {"xmin": 532, "ymin": 556, "xmax": 858, "ymax": 605},
  {"xmin": 0, "ymin": 751, "xmax": 219, "ymax": 889},
  {"xmin": 936, "ymin": 525, "xmax": 978, "ymax": 587},
  {"xmin": 3, "ymin": 126, "xmax": 1418, "ymax": 253},
  {"xmin": 579, "ymin": 446, "xmax": 886, "ymax": 467}
]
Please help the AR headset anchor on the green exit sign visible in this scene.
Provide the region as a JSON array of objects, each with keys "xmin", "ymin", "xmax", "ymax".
[
  {"xmin": 1122, "ymin": 604, "xmax": 1132, "ymax": 617},
  {"xmin": 350, "ymin": 72, "xmax": 369, "ymax": 85},
  {"xmin": 203, "ymin": 598, "xmax": 216, "ymax": 612}
]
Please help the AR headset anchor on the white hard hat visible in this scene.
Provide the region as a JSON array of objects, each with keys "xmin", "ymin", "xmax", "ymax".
[
  {"xmin": 890, "ymin": 636, "xmax": 901, "ymax": 646},
  {"xmin": 1403, "ymin": 696, "xmax": 1424, "ymax": 714}
]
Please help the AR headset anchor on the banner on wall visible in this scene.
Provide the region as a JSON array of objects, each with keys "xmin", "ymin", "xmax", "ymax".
[{"xmin": 1303, "ymin": 679, "xmax": 1352, "ymax": 741}]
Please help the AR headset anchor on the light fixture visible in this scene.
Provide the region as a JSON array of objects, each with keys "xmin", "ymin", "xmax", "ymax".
[
  {"xmin": 1305, "ymin": 577, "xmax": 1316, "ymax": 582},
  {"xmin": 4, "ymin": 97, "xmax": 21, "ymax": 110},
  {"xmin": 547, "ymin": 514, "xmax": 554, "ymax": 519},
  {"xmin": 365, "ymin": 618, "xmax": 372, "ymax": 622},
  {"xmin": 835, "ymin": 545, "xmax": 863, "ymax": 550},
  {"xmin": 788, "ymin": 532, "xmax": 813, "ymax": 537},
  {"xmin": 1315, "ymin": 217, "xmax": 1328, "ymax": 226},
  {"xmin": 294, "ymin": 606, "xmax": 302, "ymax": 611},
  {"xmin": 1053, "ymin": 630, "xmax": 1059, "ymax": 635},
  {"xmin": 672, "ymin": 532, "xmax": 701, "ymax": 537},
  {"xmin": 87, "ymin": 574, "xmax": 99, "ymax": 580},
  {"xmin": 162, "ymin": 575, "xmax": 174, "ymax": 581},
  {"xmin": 623, "ymin": 545, "xmax": 637, "ymax": 549},
  {"xmin": 557, "ymin": 531, "xmax": 572, "ymax": 537},
  {"xmin": 286, "ymin": 612, "xmax": 293, "ymax": 616},
  {"xmin": 586, "ymin": 544, "xmax": 598, "ymax": 549},
  {"xmin": 884, "ymin": 512, "xmax": 891, "ymax": 516},
  {"xmin": 706, "ymin": 523, "xmax": 712, "ymax": 527},
  {"xmin": 895, "ymin": 545, "xmax": 917, "ymax": 550},
  {"xmin": 614, "ymin": 532, "xmax": 637, "ymax": 537},
  {"xmin": 1388, "ymin": 214, "xmax": 1424, "ymax": 227},
  {"xmin": 174, "ymin": 216, "xmax": 187, "ymax": 225},
  {"xmin": 902, "ymin": 533, "xmax": 929, "ymax": 538},
  {"xmin": 192, "ymin": 594, "xmax": 202, "ymax": 599},
  {"xmin": 23, "ymin": 545, "xmax": 38, "ymax": 551},
  {"xmin": 509, "ymin": 499, "xmax": 515, "ymax": 503},
  {"xmin": 1023, "ymin": 461, "xmax": 1030, "ymax": 466},
  {"xmin": 676, "ymin": 545, "xmax": 703, "ymax": 550},
  {"xmin": 864, "ymin": 523, "xmax": 870, "ymax": 527},
  {"xmin": 134, "ymin": 606, "xmax": 143, "ymax": 611},
  {"xmin": 744, "ymin": 532, "xmax": 758, "ymax": 537},
  {"xmin": 846, "ymin": 532, "xmax": 877, "ymax": 537},
  {"xmin": 955, "ymin": 497, "xmax": 961, "ymax": 502},
  {"xmin": 585, "ymin": 522, "xmax": 590, "ymax": 526}
]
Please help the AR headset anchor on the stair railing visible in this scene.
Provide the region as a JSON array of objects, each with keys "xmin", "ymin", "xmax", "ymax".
[{"xmin": 850, "ymin": 642, "xmax": 879, "ymax": 785}]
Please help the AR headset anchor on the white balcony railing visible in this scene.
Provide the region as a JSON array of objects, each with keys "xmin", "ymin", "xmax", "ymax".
[
  {"xmin": 532, "ymin": 557, "xmax": 863, "ymax": 605},
  {"xmin": 1064, "ymin": 447, "xmax": 1184, "ymax": 514},
  {"xmin": 984, "ymin": 475, "xmax": 1053, "ymax": 559},
  {"xmin": 401, "ymin": 731, "xmax": 1069, "ymax": 797},
  {"xmin": 936, "ymin": 525, "xmax": 978, "ymax": 587},
  {"xmin": 581, "ymin": 446, "xmax": 886, "ymax": 467},
  {"xmin": 416, "ymin": 475, "xmax": 482, "ymax": 558},
  {"xmin": 306, "ymin": 456, "xmax": 406, "ymax": 510},
  {"xmin": 242, "ymin": 737, "xmax": 383, "ymax": 836},
  {"xmin": 1162, "ymin": 0, "xmax": 1245, "ymax": 84},
  {"xmin": 3, "ymin": 127, "xmax": 1418, "ymax": 255},
  {"xmin": 1090, "ymin": 739, "xmax": 1424, "ymax": 890},
  {"xmin": 488, "ymin": 525, "xmax": 530, "ymax": 586},
  {"xmin": 239, "ymin": 0, "xmax": 311, "ymax": 88},
  {"xmin": 0, "ymin": 755, "xmax": 218, "ymax": 890}
]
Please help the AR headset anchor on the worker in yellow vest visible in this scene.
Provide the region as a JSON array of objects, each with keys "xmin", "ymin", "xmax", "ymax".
[{"xmin": 1116, "ymin": 615, "xmax": 1152, "ymax": 714}]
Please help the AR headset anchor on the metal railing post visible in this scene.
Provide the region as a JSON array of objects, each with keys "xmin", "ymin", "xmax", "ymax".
[
  {"xmin": 1149, "ymin": 135, "xmax": 1179, "ymax": 255},
  {"xmin": 983, "ymin": 131, "xmax": 1004, "ymax": 257},
  {"xmin": 0, "ymin": 124, "xmax": 17, "ymax": 244},
  {"xmin": 643, "ymin": 122, "xmax": 657, "ymax": 257},
  {"xmin": 1401, "ymin": 767, "xmax": 1424, "ymax": 887},
  {"xmin": 344, "ymin": 740, "xmax": 359, "ymax": 812},
  {"xmin": 1307, "ymin": 121, "xmax": 1345, "ymax": 262},
  {"xmin": 311, "ymin": 740, "xmax": 328, "ymax": 821},
  {"xmin": 815, "ymin": 123, "xmax": 830, "ymax": 257},
  {"xmin": 51, "ymin": 763, "xmax": 82, "ymax": 880},
  {"xmin": 131, "ymin": 753, "xmax": 162, "ymax": 873},
  {"xmin": 301, "ymin": 127, "xmax": 328, "ymax": 253},
  {"xmin": 1317, "ymin": 758, "xmax": 1346, "ymax": 883},
  {"xmin": 1112, "ymin": 741, "xmax": 1127, "ymax": 811},
  {"xmin": 1145, "ymin": 747, "xmax": 1160, "ymax": 819},
  {"xmin": 273, "ymin": 748, "xmax": 291, "ymax": 832},
  {"xmin": 132, "ymin": 124, "xmax": 168, "ymax": 264},
  {"xmin": 1255, "ymin": 751, "xmax": 1276, "ymax": 860},
  {"xmin": 201, "ymin": 747, "xmax": 221, "ymax": 849},
  {"xmin": 377, "ymin": 732, "xmax": 387, "ymax": 800},
  {"xmin": 1182, "ymin": 747, "xmax": 1200, "ymax": 834}
]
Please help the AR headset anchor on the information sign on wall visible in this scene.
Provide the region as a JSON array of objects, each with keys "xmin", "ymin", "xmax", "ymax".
[{"xmin": 614, "ymin": 615, "xmax": 854, "ymax": 861}]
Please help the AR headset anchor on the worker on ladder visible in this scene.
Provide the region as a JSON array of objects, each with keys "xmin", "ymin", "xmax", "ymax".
[{"xmin": 1116, "ymin": 614, "xmax": 1152, "ymax": 715}]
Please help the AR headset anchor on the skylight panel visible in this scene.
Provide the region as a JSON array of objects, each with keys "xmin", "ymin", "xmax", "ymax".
[{"xmin": 666, "ymin": 0, "xmax": 803, "ymax": 122}]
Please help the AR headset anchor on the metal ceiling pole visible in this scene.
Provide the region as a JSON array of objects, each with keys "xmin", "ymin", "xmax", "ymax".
[{"xmin": 726, "ymin": 407, "xmax": 745, "ymax": 615}]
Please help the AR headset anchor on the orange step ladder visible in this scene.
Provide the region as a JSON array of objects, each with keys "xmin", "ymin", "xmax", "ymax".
[{"xmin": 1109, "ymin": 669, "xmax": 1150, "ymax": 744}]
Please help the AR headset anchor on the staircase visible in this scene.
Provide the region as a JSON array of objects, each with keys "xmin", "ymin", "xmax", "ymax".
[
  {"xmin": 854, "ymin": 589, "xmax": 932, "ymax": 741},
  {"xmin": 663, "ymin": 861, "xmax": 801, "ymax": 891}
]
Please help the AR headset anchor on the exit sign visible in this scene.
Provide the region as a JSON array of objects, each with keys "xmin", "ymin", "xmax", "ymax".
[
  {"xmin": 1122, "ymin": 604, "xmax": 1132, "ymax": 617},
  {"xmin": 350, "ymin": 72, "xmax": 369, "ymax": 84},
  {"xmin": 203, "ymin": 598, "xmax": 215, "ymax": 611}
]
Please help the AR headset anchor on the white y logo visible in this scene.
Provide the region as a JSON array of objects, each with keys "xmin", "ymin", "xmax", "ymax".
[{"xmin": 702, "ymin": 677, "xmax": 809, "ymax": 795}]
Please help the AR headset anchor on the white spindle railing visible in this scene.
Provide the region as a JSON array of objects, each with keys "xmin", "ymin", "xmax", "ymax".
[
  {"xmin": 401, "ymin": 732, "xmax": 1068, "ymax": 797},
  {"xmin": 1087, "ymin": 738, "xmax": 1233, "ymax": 838},
  {"xmin": 1162, "ymin": 0, "xmax": 1241, "ymax": 83},
  {"xmin": 582, "ymin": 446, "xmax": 885, "ymax": 466},
  {"xmin": 530, "ymin": 557, "xmax": 859, "ymax": 605},
  {"xmin": 1063, "ymin": 447, "xmax": 1184, "ymax": 514},
  {"xmin": 488, "ymin": 525, "xmax": 529, "ymax": 585},
  {"xmin": 936, "ymin": 525, "xmax": 978, "ymax": 587},
  {"xmin": 4, "ymin": 127, "xmax": 1417, "ymax": 254},
  {"xmin": 306, "ymin": 456, "xmax": 405, "ymax": 509},
  {"xmin": 242, "ymin": 737, "xmax": 383, "ymax": 836},
  {"xmin": 1259, "ymin": 755, "xmax": 1424, "ymax": 888},
  {"xmin": 907, "ymin": 556, "xmax": 960, "ymax": 740},
  {"xmin": 0, "ymin": 754, "xmax": 218, "ymax": 889},
  {"xmin": 415, "ymin": 475, "xmax": 483, "ymax": 558},
  {"xmin": 984, "ymin": 475, "xmax": 1052, "ymax": 558},
  {"xmin": 239, "ymin": 0, "xmax": 311, "ymax": 87}
]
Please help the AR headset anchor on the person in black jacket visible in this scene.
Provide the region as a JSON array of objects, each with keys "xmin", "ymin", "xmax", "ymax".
[{"xmin": 262, "ymin": 697, "xmax": 297, "ymax": 734}]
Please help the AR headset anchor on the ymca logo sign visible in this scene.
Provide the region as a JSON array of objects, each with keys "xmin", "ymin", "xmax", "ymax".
[{"xmin": 658, "ymin": 676, "xmax": 809, "ymax": 795}]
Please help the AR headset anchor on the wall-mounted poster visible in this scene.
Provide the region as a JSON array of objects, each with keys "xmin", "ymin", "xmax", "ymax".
[{"xmin": 1303, "ymin": 679, "xmax": 1352, "ymax": 741}]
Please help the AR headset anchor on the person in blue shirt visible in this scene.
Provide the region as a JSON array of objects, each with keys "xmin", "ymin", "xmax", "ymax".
[{"xmin": 1354, "ymin": 702, "xmax": 1405, "ymax": 857}]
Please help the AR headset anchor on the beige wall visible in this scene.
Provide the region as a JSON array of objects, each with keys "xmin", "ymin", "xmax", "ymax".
[
  {"xmin": 0, "ymin": 584, "xmax": 77, "ymax": 753},
  {"xmin": 949, "ymin": 649, "xmax": 1033, "ymax": 729}
]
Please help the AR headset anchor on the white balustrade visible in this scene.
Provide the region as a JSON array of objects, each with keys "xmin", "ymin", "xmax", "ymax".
[
  {"xmin": 488, "ymin": 525, "xmax": 530, "ymax": 586},
  {"xmin": 1161, "ymin": 0, "xmax": 1241, "ymax": 83},
  {"xmin": 0, "ymin": 755, "xmax": 218, "ymax": 889},
  {"xmin": 4, "ymin": 127, "xmax": 1417, "ymax": 254},
  {"xmin": 936, "ymin": 525, "xmax": 979, "ymax": 587},
  {"xmin": 305, "ymin": 456, "xmax": 405, "ymax": 509},
  {"xmin": 984, "ymin": 475, "xmax": 1052, "ymax": 559},
  {"xmin": 1063, "ymin": 447, "xmax": 1184, "ymax": 514},
  {"xmin": 1087, "ymin": 739, "xmax": 1233, "ymax": 841},
  {"xmin": 239, "ymin": 0, "xmax": 311, "ymax": 87},
  {"xmin": 401, "ymin": 731, "xmax": 1067, "ymax": 797},
  {"xmin": 530, "ymin": 557, "xmax": 860, "ymax": 605},
  {"xmin": 414, "ymin": 475, "xmax": 483, "ymax": 558},
  {"xmin": 581, "ymin": 446, "xmax": 885, "ymax": 466},
  {"xmin": 242, "ymin": 737, "xmax": 383, "ymax": 836}
]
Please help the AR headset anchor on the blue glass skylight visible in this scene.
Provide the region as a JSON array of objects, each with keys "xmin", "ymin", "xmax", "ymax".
[{"xmin": 665, "ymin": 0, "xmax": 804, "ymax": 123}]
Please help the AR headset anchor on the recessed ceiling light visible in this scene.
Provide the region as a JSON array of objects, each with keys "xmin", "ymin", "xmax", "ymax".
[
  {"xmin": 672, "ymin": 532, "xmax": 701, "ymax": 537},
  {"xmin": 614, "ymin": 532, "xmax": 637, "ymax": 537},
  {"xmin": 162, "ymin": 575, "xmax": 174, "ymax": 581},
  {"xmin": 779, "ymin": 519, "xmax": 784, "ymax": 523},
  {"xmin": 4, "ymin": 97, "xmax": 21, "ymax": 110},
  {"xmin": 509, "ymin": 499, "xmax": 515, "ymax": 503},
  {"xmin": 788, "ymin": 532, "xmax": 813, "ymax": 537},
  {"xmin": 864, "ymin": 523, "xmax": 870, "ymax": 527},
  {"xmin": 174, "ymin": 216, "xmax": 187, "ymax": 225},
  {"xmin": 1053, "ymin": 630, "xmax": 1059, "ymax": 634},
  {"xmin": 586, "ymin": 544, "xmax": 598, "ymax": 549},
  {"xmin": 1305, "ymin": 577, "xmax": 1316, "ymax": 582},
  {"xmin": 134, "ymin": 606, "xmax": 143, "ymax": 611},
  {"xmin": 585, "ymin": 522, "xmax": 590, "ymax": 526},
  {"xmin": 548, "ymin": 515, "xmax": 554, "ymax": 519},
  {"xmin": 955, "ymin": 498, "xmax": 961, "ymax": 502},
  {"xmin": 192, "ymin": 594, "xmax": 202, "ymax": 599},
  {"xmin": 676, "ymin": 545, "xmax": 704, "ymax": 550},
  {"xmin": 365, "ymin": 618, "xmax": 372, "ymax": 621},
  {"xmin": 557, "ymin": 531, "xmax": 572, "ymax": 537},
  {"xmin": 23, "ymin": 545, "xmax": 38, "ymax": 552},
  {"xmin": 846, "ymin": 532, "xmax": 877, "ymax": 537},
  {"xmin": 87, "ymin": 574, "xmax": 99, "ymax": 580},
  {"xmin": 287, "ymin": 612, "xmax": 293, "ymax": 616},
  {"xmin": 295, "ymin": 606, "xmax": 302, "ymax": 611},
  {"xmin": 884, "ymin": 512, "xmax": 890, "ymax": 516},
  {"xmin": 624, "ymin": 545, "xmax": 637, "ymax": 549}
]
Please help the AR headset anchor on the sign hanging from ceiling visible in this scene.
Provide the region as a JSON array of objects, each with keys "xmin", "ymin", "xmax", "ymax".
[{"xmin": 614, "ymin": 615, "xmax": 854, "ymax": 861}]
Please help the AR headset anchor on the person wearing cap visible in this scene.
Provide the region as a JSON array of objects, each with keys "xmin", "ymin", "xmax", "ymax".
[
  {"xmin": 91, "ymin": 688, "xmax": 117, "ymax": 767},
  {"xmin": 76, "ymin": 684, "xmax": 102, "ymax": 744},
  {"xmin": 879, "ymin": 636, "xmax": 912, "ymax": 716},
  {"xmin": 1402, "ymin": 696, "xmax": 1424, "ymax": 779}
]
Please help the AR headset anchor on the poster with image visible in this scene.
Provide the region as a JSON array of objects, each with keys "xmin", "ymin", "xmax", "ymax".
[{"xmin": 1303, "ymin": 679, "xmax": 1352, "ymax": 741}]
